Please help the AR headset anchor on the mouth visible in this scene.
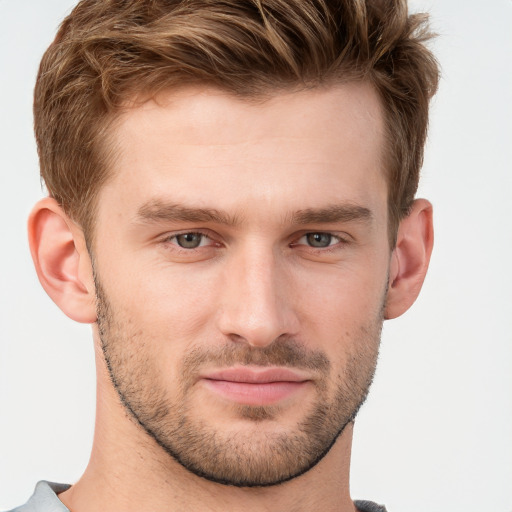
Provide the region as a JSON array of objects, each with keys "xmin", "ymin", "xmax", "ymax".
[{"xmin": 200, "ymin": 366, "xmax": 311, "ymax": 406}]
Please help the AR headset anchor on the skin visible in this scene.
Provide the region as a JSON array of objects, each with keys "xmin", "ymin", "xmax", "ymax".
[{"xmin": 29, "ymin": 83, "xmax": 433, "ymax": 512}]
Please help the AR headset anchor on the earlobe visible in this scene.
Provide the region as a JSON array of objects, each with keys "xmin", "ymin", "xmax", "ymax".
[
  {"xmin": 384, "ymin": 199, "xmax": 434, "ymax": 320},
  {"xmin": 28, "ymin": 197, "xmax": 97, "ymax": 323}
]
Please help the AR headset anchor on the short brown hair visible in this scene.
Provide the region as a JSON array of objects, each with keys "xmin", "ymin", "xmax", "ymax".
[{"xmin": 34, "ymin": 0, "xmax": 439, "ymax": 244}]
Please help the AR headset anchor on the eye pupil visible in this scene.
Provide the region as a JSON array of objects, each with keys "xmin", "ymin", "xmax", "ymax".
[
  {"xmin": 307, "ymin": 233, "xmax": 332, "ymax": 248},
  {"xmin": 176, "ymin": 233, "xmax": 202, "ymax": 248}
]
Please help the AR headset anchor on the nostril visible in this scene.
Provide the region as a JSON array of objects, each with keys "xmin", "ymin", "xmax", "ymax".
[{"xmin": 226, "ymin": 333, "xmax": 248, "ymax": 344}]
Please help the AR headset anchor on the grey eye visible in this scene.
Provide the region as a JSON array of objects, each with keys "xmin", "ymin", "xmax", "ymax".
[
  {"xmin": 306, "ymin": 233, "xmax": 333, "ymax": 248},
  {"xmin": 175, "ymin": 233, "xmax": 204, "ymax": 248}
]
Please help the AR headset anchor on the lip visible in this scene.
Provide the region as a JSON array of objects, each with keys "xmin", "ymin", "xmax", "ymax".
[{"xmin": 200, "ymin": 366, "xmax": 311, "ymax": 406}]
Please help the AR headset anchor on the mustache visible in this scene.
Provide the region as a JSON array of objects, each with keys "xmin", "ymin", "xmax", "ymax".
[{"xmin": 181, "ymin": 336, "xmax": 330, "ymax": 377}]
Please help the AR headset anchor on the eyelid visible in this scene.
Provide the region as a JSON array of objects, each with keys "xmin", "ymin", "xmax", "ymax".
[
  {"xmin": 291, "ymin": 231, "xmax": 350, "ymax": 248},
  {"xmin": 160, "ymin": 229, "xmax": 219, "ymax": 248},
  {"xmin": 169, "ymin": 231, "xmax": 209, "ymax": 245},
  {"xmin": 157, "ymin": 229, "xmax": 351, "ymax": 250}
]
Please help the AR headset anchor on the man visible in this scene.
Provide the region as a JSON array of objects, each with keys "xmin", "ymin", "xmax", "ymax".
[{"xmin": 9, "ymin": 0, "xmax": 439, "ymax": 511}]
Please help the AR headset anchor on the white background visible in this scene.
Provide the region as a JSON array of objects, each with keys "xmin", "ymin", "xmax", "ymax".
[{"xmin": 0, "ymin": 1, "xmax": 511, "ymax": 511}]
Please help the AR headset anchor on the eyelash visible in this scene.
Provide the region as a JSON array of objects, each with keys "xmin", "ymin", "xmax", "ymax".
[
  {"xmin": 164, "ymin": 231, "xmax": 218, "ymax": 250},
  {"xmin": 162, "ymin": 231, "xmax": 348, "ymax": 251},
  {"xmin": 293, "ymin": 233, "xmax": 345, "ymax": 250}
]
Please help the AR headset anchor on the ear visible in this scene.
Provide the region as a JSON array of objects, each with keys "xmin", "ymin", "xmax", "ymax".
[
  {"xmin": 28, "ymin": 197, "xmax": 97, "ymax": 323},
  {"xmin": 384, "ymin": 199, "xmax": 434, "ymax": 320}
]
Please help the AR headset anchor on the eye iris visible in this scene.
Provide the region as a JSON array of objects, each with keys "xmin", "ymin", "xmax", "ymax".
[
  {"xmin": 307, "ymin": 233, "xmax": 332, "ymax": 248},
  {"xmin": 176, "ymin": 233, "xmax": 202, "ymax": 248}
]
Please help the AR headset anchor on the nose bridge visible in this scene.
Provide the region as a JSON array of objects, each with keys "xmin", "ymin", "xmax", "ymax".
[{"xmin": 218, "ymin": 240, "xmax": 296, "ymax": 346}]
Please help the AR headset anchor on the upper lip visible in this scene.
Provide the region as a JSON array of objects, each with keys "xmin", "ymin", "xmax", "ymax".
[{"xmin": 201, "ymin": 366, "xmax": 310, "ymax": 384}]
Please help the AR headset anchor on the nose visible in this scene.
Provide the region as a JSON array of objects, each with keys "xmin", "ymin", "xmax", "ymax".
[{"xmin": 216, "ymin": 244, "xmax": 299, "ymax": 348}]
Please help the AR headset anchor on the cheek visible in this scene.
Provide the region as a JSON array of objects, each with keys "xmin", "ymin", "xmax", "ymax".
[
  {"xmin": 104, "ymin": 262, "xmax": 222, "ymax": 343},
  {"xmin": 293, "ymin": 260, "xmax": 388, "ymax": 324},
  {"xmin": 97, "ymin": 270, "xmax": 218, "ymax": 398},
  {"xmin": 290, "ymin": 260, "xmax": 388, "ymax": 371},
  {"xmin": 98, "ymin": 239, "xmax": 389, "ymax": 353}
]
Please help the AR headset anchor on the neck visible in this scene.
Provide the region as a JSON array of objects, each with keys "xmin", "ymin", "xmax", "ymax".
[{"xmin": 59, "ymin": 343, "xmax": 357, "ymax": 512}]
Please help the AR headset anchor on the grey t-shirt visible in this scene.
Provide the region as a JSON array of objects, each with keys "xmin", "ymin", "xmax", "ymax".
[
  {"xmin": 5, "ymin": 481, "xmax": 387, "ymax": 512},
  {"xmin": 6, "ymin": 482, "xmax": 70, "ymax": 512}
]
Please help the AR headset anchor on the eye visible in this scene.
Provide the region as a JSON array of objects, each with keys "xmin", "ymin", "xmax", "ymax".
[
  {"xmin": 170, "ymin": 232, "xmax": 210, "ymax": 249},
  {"xmin": 298, "ymin": 232, "xmax": 340, "ymax": 248}
]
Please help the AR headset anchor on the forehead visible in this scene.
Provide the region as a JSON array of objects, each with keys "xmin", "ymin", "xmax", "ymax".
[{"xmin": 99, "ymin": 83, "xmax": 386, "ymax": 225}]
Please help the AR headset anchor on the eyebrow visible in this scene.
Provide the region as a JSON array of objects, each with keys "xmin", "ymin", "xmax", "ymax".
[
  {"xmin": 135, "ymin": 200, "xmax": 373, "ymax": 227},
  {"xmin": 136, "ymin": 200, "xmax": 240, "ymax": 226},
  {"xmin": 290, "ymin": 204, "xmax": 373, "ymax": 225}
]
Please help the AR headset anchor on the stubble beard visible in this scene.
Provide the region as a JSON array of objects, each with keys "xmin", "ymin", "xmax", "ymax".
[{"xmin": 95, "ymin": 275, "xmax": 383, "ymax": 487}]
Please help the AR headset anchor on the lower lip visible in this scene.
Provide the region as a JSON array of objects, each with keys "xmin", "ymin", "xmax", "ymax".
[{"xmin": 202, "ymin": 379, "xmax": 308, "ymax": 406}]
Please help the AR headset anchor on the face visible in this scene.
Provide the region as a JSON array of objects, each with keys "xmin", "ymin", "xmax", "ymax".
[{"xmin": 92, "ymin": 83, "xmax": 391, "ymax": 486}]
